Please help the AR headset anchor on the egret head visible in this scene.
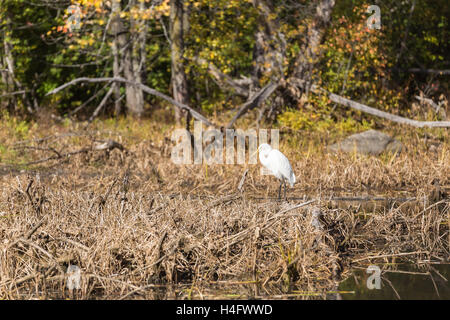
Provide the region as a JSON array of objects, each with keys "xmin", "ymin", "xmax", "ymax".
[
  {"xmin": 258, "ymin": 143, "xmax": 272, "ymax": 154},
  {"xmin": 250, "ymin": 143, "xmax": 272, "ymax": 159}
]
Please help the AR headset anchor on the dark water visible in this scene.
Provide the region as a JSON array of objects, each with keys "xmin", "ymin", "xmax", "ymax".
[
  {"xmin": 338, "ymin": 264, "xmax": 450, "ymax": 300},
  {"xmin": 21, "ymin": 264, "xmax": 450, "ymax": 299}
]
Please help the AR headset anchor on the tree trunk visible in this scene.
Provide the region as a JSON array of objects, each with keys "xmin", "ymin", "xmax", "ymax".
[
  {"xmin": 170, "ymin": 0, "xmax": 190, "ymax": 125},
  {"xmin": 251, "ymin": 0, "xmax": 285, "ymax": 85},
  {"xmin": 111, "ymin": 16, "xmax": 122, "ymax": 116},
  {"xmin": 250, "ymin": 0, "xmax": 286, "ymax": 122},
  {"xmin": 111, "ymin": 0, "xmax": 144, "ymax": 117},
  {"xmin": 292, "ymin": 0, "xmax": 335, "ymax": 83},
  {"xmin": 1, "ymin": 26, "xmax": 17, "ymax": 112},
  {"xmin": 129, "ymin": 0, "xmax": 145, "ymax": 115},
  {"xmin": 1, "ymin": 14, "xmax": 33, "ymax": 113}
]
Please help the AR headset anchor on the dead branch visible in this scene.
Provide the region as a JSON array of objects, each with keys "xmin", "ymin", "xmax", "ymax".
[
  {"xmin": 22, "ymin": 139, "xmax": 126, "ymax": 166},
  {"xmin": 415, "ymin": 95, "xmax": 445, "ymax": 116},
  {"xmin": 407, "ymin": 68, "xmax": 450, "ymax": 76},
  {"xmin": 238, "ymin": 169, "xmax": 248, "ymax": 192},
  {"xmin": 69, "ymin": 82, "xmax": 111, "ymax": 116},
  {"xmin": 328, "ymin": 92, "xmax": 450, "ymax": 128},
  {"xmin": 0, "ymin": 90, "xmax": 28, "ymax": 98},
  {"xmin": 46, "ymin": 77, "xmax": 216, "ymax": 128},
  {"xmin": 93, "ymin": 139, "xmax": 126, "ymax": 152},
  {"xmin": 193, "ymin": 56, "xmax": 251, "ymax": 97},
  {"xmin": 226, "ymin": 82, "xmax": 279, "ymax": 128},
  {"xmin": 291, "ymin": 79, "xmax": 450, "ymax": 128},
  {"xmin": 13, "ymin": 145, "xmax": 62, "ymax": 158},
  {"xmin": 352, "ymin": 251, "xmax": 428, "ymax": 263}
]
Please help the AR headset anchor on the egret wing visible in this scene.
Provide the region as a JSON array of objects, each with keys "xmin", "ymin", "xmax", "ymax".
[{"xmin": 267, "ymin": 150, "xmax": 295, "ymax": 185}]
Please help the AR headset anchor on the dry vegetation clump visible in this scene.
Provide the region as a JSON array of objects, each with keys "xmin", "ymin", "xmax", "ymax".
[{"xmin": 0, "ymin": 120, "xmax": 448, "ymax": 299}]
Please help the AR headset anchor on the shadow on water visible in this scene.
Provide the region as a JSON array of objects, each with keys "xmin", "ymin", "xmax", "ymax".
[{"xmin": 338, "ymin": 263, "xmax": 450, "ymax": 300}]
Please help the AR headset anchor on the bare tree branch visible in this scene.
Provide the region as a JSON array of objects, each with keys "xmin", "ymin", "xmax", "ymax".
[
  {"xmin": 193, "ymin": 56, "xmax": 251, "ymax": 97},
  {"xmin": 226, "ymin": 81, "xmax": 279, "ymax": 129},
  {"xmin": 69, "ymin": 82, "xmax": 112, "ymax": 116},
  {"xmin": 407, "ymin": 68, "xmax": 450, "ymax": 76},
  {"xmin": 414, "ymin": 95, "xmax": 444, "ymax": 113},
  {"xmin": 0, "ymin": 90, "xmax": 28, "ymax": 98},
  {"xmin": 46, "ymin": 77, "xmax": 216, "ymax": 127},
  {"xmin": 87, "ymin": 86, "xmax": 115, "ymax": 123}
]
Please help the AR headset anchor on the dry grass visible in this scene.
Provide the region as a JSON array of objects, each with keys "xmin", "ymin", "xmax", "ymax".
[{"xmin": 0, "ymin": 118, "xmax": 448, "ymax": 299}]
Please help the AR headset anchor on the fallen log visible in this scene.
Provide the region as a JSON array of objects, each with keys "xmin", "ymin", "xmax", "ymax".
[
  {"xmin": 328, "ymin": 93, "xmax": 450, "ymax": 128},
  {"xmin": 18, "ymin": 139, "xmax": 126, "ymax": 166},
  {"xmin": 290, "ymin": 79, "xmax": 450, "ymax": 128}
]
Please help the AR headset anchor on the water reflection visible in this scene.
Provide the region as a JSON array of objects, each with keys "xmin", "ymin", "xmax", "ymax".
[{"xmin": 339, "ymin": 264, "xmax": 450, "ymax": 300}]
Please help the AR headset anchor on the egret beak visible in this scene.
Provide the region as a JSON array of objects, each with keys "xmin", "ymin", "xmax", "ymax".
[{"xmin": 249, "ymin": 145, "xmax": 261, "ymax": 160}]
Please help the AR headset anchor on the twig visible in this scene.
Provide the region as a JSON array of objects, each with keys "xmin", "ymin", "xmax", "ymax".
[
  {"xmin": 382, "ymin": 276, "xmax": 401, "ymax": 300},
  {"xmin": 0, "ymin": 90, "xmax": 28, "ymax": 98},
  {"xmin": 69, "ymin": 83, "xmax": 110, "ymax": 116},
  {"xmin": 86, "ymin": 86, "xmax": 115, "ymax": 124},
  {"xmin": 428, "ymin": 272, "xmax": 441, "ymax": 299},
  {"xmin": 14, "ymin": 145, "xmax": 62, "ymax": 158},
  {"xmin": 6, "ymin": 219, "xmax": 45, "ymax": 251},
  {"xmin": 118, "ymin": 284, "xmax": 161, "ymax": 300},
  {"xmin": 206, "ymin": 194, "xmax": 242, "ymax": 210},
  {"xmin": 353, "ymin": 251, "xmax": 428, "ymax": 263},
  {"xmin": 57, "ymin": 237, "xmax": 89, "ymax": 252},
  {"xmin": 238, "ymin": 169, "xmax": 248, "ymax": 192}
]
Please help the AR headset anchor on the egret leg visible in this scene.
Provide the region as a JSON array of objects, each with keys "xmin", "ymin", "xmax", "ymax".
[
  {"xmin": 283, "ymin": 180, "xmax": 287, "ymax": 201},
  {"xmin": 278, "ymin": 181, "xmax": 282, "ymax": 201}
]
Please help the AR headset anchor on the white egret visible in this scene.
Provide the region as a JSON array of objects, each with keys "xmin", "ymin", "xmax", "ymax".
[{"xmin": 257, "ymin": 143, "xmax": 295, "ymax": 200}]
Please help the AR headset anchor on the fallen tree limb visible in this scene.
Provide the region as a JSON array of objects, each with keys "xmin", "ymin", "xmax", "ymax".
[
  {"xmin": 46, "ymin": 77, "xmax": 216, "ymax": 128},
  {"xmin": 22, "ymin": 139, "xmax": 126, "ymax": 166},
  {"xmin": 328, "ymin": 93, "xmax": 450, "ymax": 128},
  {"xmin": 291, "ymin": 79, "xmax": 450, "ymax": 128}
]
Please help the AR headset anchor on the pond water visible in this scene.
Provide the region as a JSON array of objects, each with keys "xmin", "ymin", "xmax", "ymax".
[
  {"xmin": 22, "ymin": 264, "xmax": 449, "ymax": 299},
  {"xmin": 338, "ymin": 263, "xmax": 450, "ymax": 300}
]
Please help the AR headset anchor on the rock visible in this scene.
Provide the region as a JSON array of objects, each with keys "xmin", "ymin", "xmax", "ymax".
[{"xmin": 327, "ymin": 130, "xmax": 402, "ymax": 155}]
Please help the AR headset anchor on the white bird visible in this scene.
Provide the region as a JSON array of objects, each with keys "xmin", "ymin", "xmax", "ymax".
[{"xmin": 257, "ymin": 143, "xmax": 295, "ymax": 200}]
